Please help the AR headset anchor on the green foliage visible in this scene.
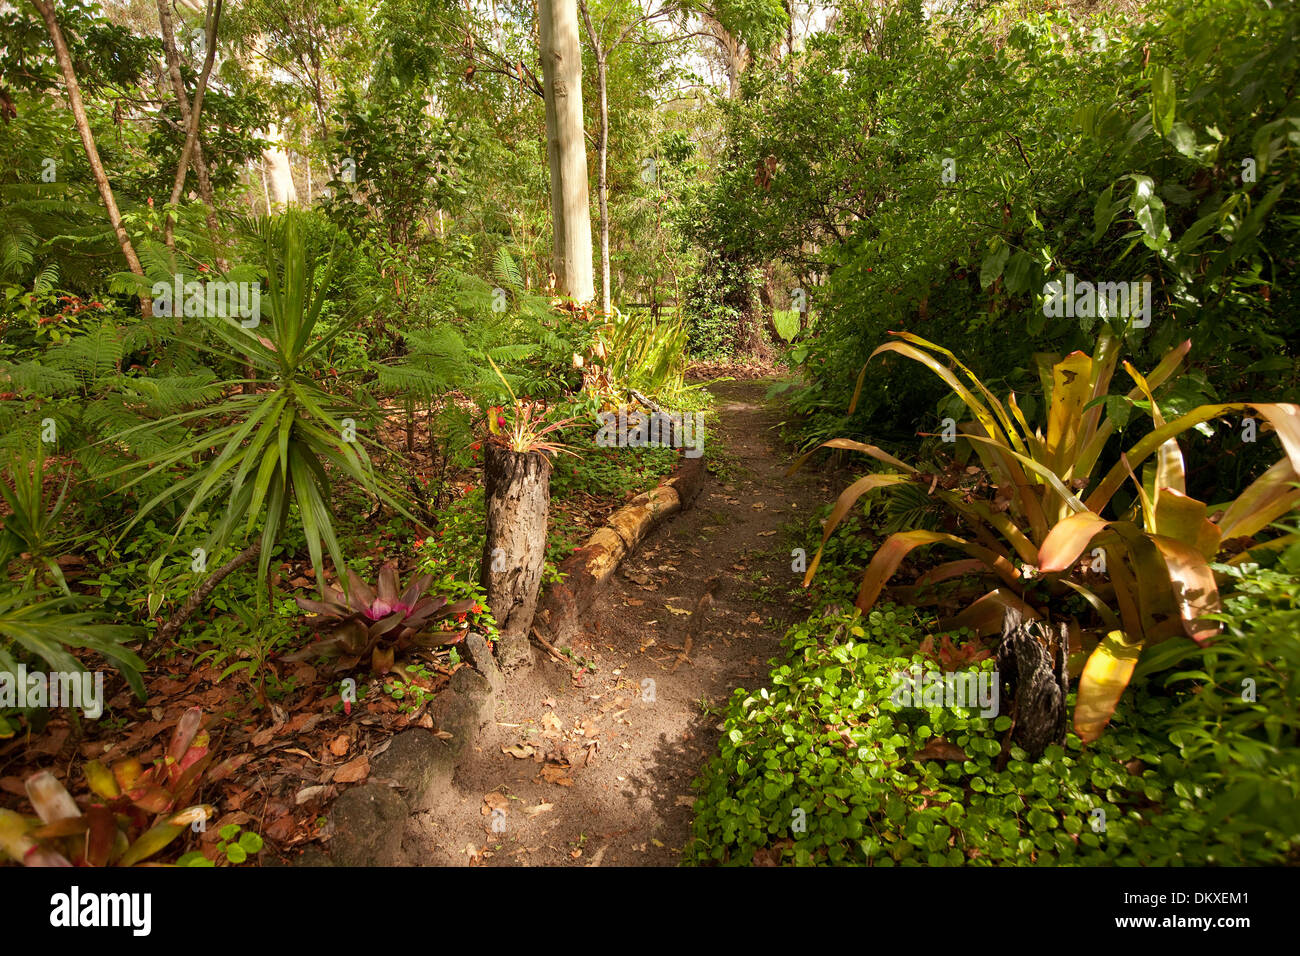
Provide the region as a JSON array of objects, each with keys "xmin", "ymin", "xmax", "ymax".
[
  {"xmin": 551, "ymin": 443, "xmax": 677, "ymax": 501},
  {"xmin": 682, "ymin": 257, "xmax": 762, "ymax": 361},
  {"xmin": 599, "ymin": 306, "xmax": 695, "ymax": 404},
  {"xmin": 1157, "ymin": 538, "xmax": 1300, "ymax": 843},
  {"xmin": 0, "ymin": 443, "xmax": 73, "ymax": 593},
  {"xmin": 0, "ymin": 586, "xmax": 144, "ymax": 705},
  {"xmin": 704, "ymin": 0, "xmax": 1300, "ymax": 455},
  {"xmin": 687, "ymin": 604, "xmax": 1292, "ymax": 866},
  {"xmin": 114, "ymin": 213, "xmax": 411, "ymax": 592}
]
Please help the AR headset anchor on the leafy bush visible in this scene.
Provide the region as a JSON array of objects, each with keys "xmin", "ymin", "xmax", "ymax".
[
  {"xmin": 799, "ymin": 327, "xmax": 1300, "ymax": 741},
  {"xmin": 705, "ymin": 0, "xmax": 1300, "ymax": 447},
  {"xmin": 687, "ymin": 604, "xmax": 1293, "ymax": 866},
  {"xmin": 1156, "ymin": 538, "xmax": 1300, "ymax": 846}
]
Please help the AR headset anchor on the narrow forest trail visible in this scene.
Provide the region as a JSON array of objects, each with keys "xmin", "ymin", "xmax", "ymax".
[{"xmin": 409, "ymin": 378, "xmax": 838, "ymax": 866}]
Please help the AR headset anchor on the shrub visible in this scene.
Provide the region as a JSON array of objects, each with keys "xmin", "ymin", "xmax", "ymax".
[
  {"xmin": 686, "ymin": 604, "xmax": 1292, "ymax": 866},
  {"xmin": 1156, "ymin": 537, "xmax": 1300, "ymax": 848}
]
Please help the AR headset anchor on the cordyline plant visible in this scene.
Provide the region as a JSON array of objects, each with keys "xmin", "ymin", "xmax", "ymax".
[
  {"xmin": 0, "ymin": 706, "xmax": 215, "ymax": 866},
  {"xmin": 284, "ymin": 561, "xmax": 475, "ymax": 674},
  {"xmin": 798, "ymin": 326, "xmax": 1300, "ymax": 742},
  {"xmin": 110, "ymin": 213, "xmax": 413, "ymax": 597}
]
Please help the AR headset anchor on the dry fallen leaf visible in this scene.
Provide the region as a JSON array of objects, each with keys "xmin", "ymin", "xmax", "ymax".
[
  {"xmin": 542, "ymin": 713, "xmax": 563, "ymax": 736},
  {"xmin": 502, "ymin": 743, "xmax": 535, "ymax": 759},
  {"xmin": 540, "ymin": 765, "xmax": 573, "ymax": 786},
  {"xmin": 665, "ymin": 605, "xmax": 691, "ymax": 616},
  {"xmin": 328, "ymin": 734, "xmax": 349, "ymax": 757},
  {"xmin": 295, "ymin": 785, "xmax": 329, "ymax": 806},
  {"xmin": 333, "ymin": 756, "xmax": 370, "ymax": 784},
  {"xmin": 912, "ymin": 739, "xmax": 969, "ymax": 762},
  {"xmin": 524, "ymin": 802, "xmax": 554, "ymax": 817}
]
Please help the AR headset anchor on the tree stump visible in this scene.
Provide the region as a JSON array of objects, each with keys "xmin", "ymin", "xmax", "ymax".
[
  {"xmin": 996, "ymin": 609, "xmax": 1069, "ymax": 759},
  {"xmin": 480, "ymin": 442, "xmax": 552, "ymax": 671}
]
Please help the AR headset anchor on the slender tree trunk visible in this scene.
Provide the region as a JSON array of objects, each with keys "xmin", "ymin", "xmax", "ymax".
[
  {"xmin": 31, "ymin": 0, "xmax": 151, "ymax": 318},
  {"xmin": 578, "ymin": 2, "xmax": 610, "ymax": 316},
  {"xmin": 156, "ymin": 0, "xmax": 224, "ymax": 267},
  {"xmin": 164, "ymin": 0, "xmax": 223, "ymax": 254},
  {"xmin": 539, "ymin": 0, "xmax": 594, "ymax": 304}
]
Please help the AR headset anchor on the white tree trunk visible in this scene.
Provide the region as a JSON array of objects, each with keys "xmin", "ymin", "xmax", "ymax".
[
  {"xmin": 539, "ymin": 0, "xmax": 594, "ymax": 304},
  {"xmin": 261, "ymin": 123, "xmax": 297, "ymax": 209}
]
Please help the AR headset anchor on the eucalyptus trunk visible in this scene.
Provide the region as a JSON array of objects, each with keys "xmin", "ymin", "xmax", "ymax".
[{"xmin": 539, "ymin": 0, "xmax": 595, "ymax": 304}]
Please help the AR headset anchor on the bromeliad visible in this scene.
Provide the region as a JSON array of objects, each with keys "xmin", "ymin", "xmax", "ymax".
[
  {"xmin": 285, "ymin": 561, "xmax": 475, "ymax": 673},
  {"xmin": 798, "ymin": 325, "xmax": 1300, "ymax": 743}
]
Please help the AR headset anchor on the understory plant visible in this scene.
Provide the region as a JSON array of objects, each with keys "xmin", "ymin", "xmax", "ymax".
[
  {"xmin": 285, "ymin": 561, "xmax": 475, "ymax": 674},
  {"xmin": 687, "ymin": 605, "xmax": 1291, "ymax": 867},
  {"xmin": 0, "ymin": 706, "xmax": 215, "ymax": 866},
  {"xmin": 112, "ymin": 213, "xmax": 412, "ymax": 596},
  {"xmin": 799, "ymin": 326, "xmax": 1300, "ymax": 740}
]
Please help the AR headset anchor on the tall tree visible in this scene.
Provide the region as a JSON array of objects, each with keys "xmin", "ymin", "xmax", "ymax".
[
  {"xmin": 29, "ymin": 0, "xmax": 152, "ymax": 318},
  {"xmin": 162, "ymin": 0, "xmax": 224, "ymax": 254},
  {"xmin": 539, "ymin": 0, "xmax": 594, "ymax": 304},
  {"xmin": 578, "ymin": 0, "xmax": 692, "ymax": 316}
]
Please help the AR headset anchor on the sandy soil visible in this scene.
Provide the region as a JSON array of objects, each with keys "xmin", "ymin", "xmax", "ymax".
[{"xmin": 405, "ymin": 378, "xmax": 839, "ymax": 866}]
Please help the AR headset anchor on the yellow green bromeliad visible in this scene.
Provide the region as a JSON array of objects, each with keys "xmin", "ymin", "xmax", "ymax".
[{"xmin": 797, "ymin": 325, "xmax": 1300, "ymax": 742}]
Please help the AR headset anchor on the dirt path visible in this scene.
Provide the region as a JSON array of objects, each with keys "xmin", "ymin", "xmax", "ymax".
[{"xmin": 408, "ymin": 379, "xmax": 836, "ymax": 866}]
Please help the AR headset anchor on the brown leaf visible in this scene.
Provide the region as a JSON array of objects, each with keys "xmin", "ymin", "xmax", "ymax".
[
  {"xmin": 333, "ymin": 756, "xmax": 370, "ymax": 784},
  {"xmin": 540, "ymin": 765, "xmax": 573, "ymax": 786},
  {"xmin": 284, "ymin": 711, "xmax": 322, "ymax": 735},
  {"xmin": 328, "ymin": 734, "xmax": 350, "ymax": 757},
  {"xmin": 913, "ymin": 739, "xmax": 969, "ymax": 763},
  {"xmin": 264, "ymin": 812, "xmax": 295, "ymax": 842}
]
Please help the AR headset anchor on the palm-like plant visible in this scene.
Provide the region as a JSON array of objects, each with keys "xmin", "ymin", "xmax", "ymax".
[
  {"xmin": 800, "ymin": 326, "xmax": 1300, "ymax": 741},
  {"xmin": 0, "ymin": 586, "xmax": 144, "ymax": 699},
  {"xmin": 112, "ymin": 213, "xmax": 410, "ymax": 593},
  {"xmin": 0, "ymin": 443, "xmax": 73, "ymax": 593}
]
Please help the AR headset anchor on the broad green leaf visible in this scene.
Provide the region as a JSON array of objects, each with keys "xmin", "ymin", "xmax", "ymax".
[{"xmin": 1151, "ymin": 67, "xmax": 1176, "ymax": 137}]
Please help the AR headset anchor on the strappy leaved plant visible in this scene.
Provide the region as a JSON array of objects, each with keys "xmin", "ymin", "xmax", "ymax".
[
  {"xmin": 111, "ymin": 213, "xmax": 411, "ymax": 594},
  {"xmin": 799, "ymin": 326, "xmax": 1300, "ymax": 741}
]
